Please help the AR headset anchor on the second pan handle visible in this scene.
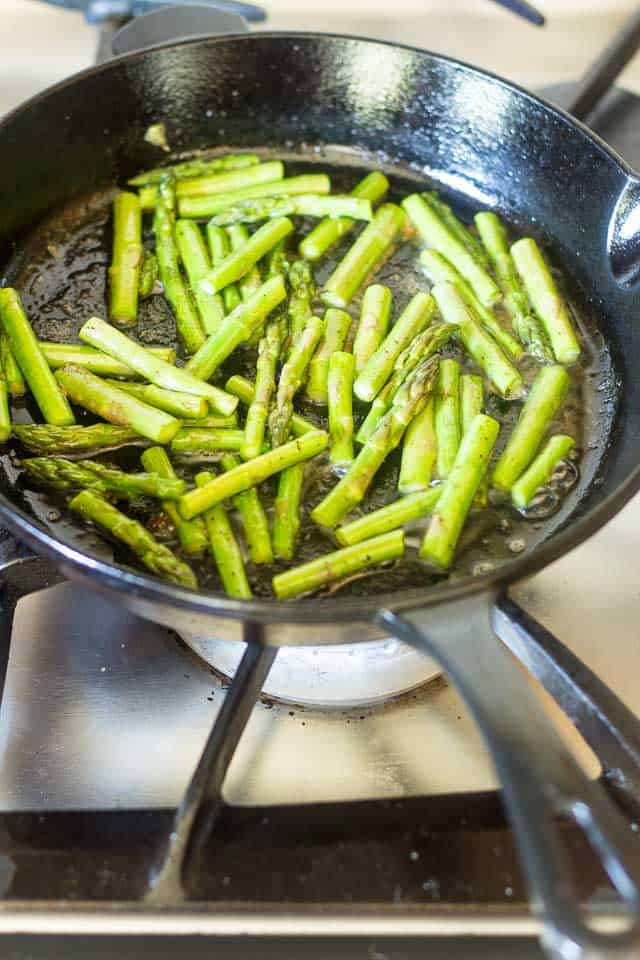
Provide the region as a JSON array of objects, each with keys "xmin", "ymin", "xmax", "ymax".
[{"xmin": 377, "ymin": 591, "xmax": 640, "ymax": 960}]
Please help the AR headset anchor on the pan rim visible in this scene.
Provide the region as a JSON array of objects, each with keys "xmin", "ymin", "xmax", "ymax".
[{"xmin": 0, "ymin": 29, "xmax": 639, "ymax": 626}]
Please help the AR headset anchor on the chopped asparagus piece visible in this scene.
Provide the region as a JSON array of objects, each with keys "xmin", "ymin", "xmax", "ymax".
[
  {"xmin": 421, "ymin": 192, "xmax": 490, "ymax": 266},
  {"xmin": 321, "ymin": 203, "xmax": 406, "ymax": 309},
  {"xmin": 431, "ymin": 282, "xmax": 524, "ymax": 398},
  {"xmin": 242, "ymin": 320, "xmax": 282, "ymax": 460},
  {"xmin": 199, "ymin": 218, "xmax": 292, "ymax": 295},
  {"xmin": 179, "ymin": 430, "xmax": 328, "ymax": 520},
  {"xmin": 40, "ymin": 343, "xmax": 175, "ymax": 377},
  {"xmin": 286, "ymin": 259, "xmax": 315, "ymax": 357},
  {"xmin": 69, "ymin": 490, "xmax": 198, "ymax": 588},
  {"xmin": 511, "ymin": 435, "xmax": 575, "ymax": 508},
  {"xmin": 336, "ymin": 487, "xmax": 441, "ymax": 546},
  {"xmin": 141, "ymin": 447, "xmax": 208, "ymax": 554},
  {"xmin": 104, "ymin": 379, "xmax": 208, "ymax": 420},
  {"xmin": 221, "ymin": 453, "xmax": 273, "ymax": 565},
  {"xmin": 13, "ymin": 423, "xmax": 141, "ymax": 456},
  {"xmin": 272, "ymin": 530, "xmax": 404, "ymax": 599},
  {"xmin": 180, "ymin": 174, "xmax": 331, "ymax": 219},
  {"xmin": 79, "ymin": 316, "xmax": 237, "ymax": 415},
  {"xmin": 269, "ymin": 316, "xmax": 324, "ymax": 446},
  {"xmin": 195, "ymin": 471, "xmax": 252, "ymax": 598},
  {"xmin": 0, "ymin": 375, "xmax": 10, "ymax": 442},
  {"xmin": 434, "ymin": 359, "xmax": 461, "ymax": 479},
  {"xmin": 474, "ymin": 212, "xmax": 553, "ymax": 362},
  {"xmin": 0, "ymin": 332, "xmax": 26, "ymax": 395},
  {"xmin": 352, "ymin": 284, "xmax": 392, "ymax": 377},
  {"xmin": 206, "ymin": 224, "xmax": 241, "ymax": 314},
  {"xmin": 185, "ymin": 275, "xmax": 286, "ymax": 382},
  {"xmin": 299, "ymin": 171, "xmax": 389, "ymax": 261},
  {"xmin": 175, "ymin": 220, "xmax": 225, "ymax": 335},
  {"xmin": 183, "ymin": 413, "xmax": 238, "ymax": 429},
  {"xmin": 328, "ymin": 351, "xmax": 355, "ymax": 464},
  {"xmin": 109, "ymin": 192, "xmax": 143, "ymax": 325},
  {"xmin": 22, "ymin": 457, "xmax": 185, "ymax": 499},
  {"xmin": 403, "ymin": 194, "xmax": 500, "ymax": 307},
  {"xmin": 171, "ymin": 429, "xmax": 246, "ymax": 454},
  {"xmin": 354, "ymin": 291, "xmax": 435, "ymax": 403},
  {"xmin": 305, "ymin": 308, "xmax": 351, "ymax": 405},
  {"xmin": 460, "ymin": 373, "xmax": 488, "ymax": 506},
  {"xmin": 55, "ymin": 365, "xmax": 180, "ymax": 444},
  {"xmin": 138, "ymin": 250, "xmax": 159, "ymax": 298},
  {"xmin": 129, "ymin": 152, "xmax": 260, "ymax": 186},
  {"xmin": 398, "ymin": 399, "xmax": 436, "ymax": 494},
  {"xmin": 0, "ymin": 288, "xmax": 75, "ymax": 426},
  {"xmin": 511, "ymin": 237, "xmax": 581, "ymax": 364},
  {"xmin": 272, "ymin": 463, "xmax": 305, "ymax": 561},
  {"xmin": 492, "ymin": 365, "xmax": 570, "ymax": 491},
  {"xmin": 209, "ymin": 194, "xmax": 373, "ymax": 227},
  {"xmin": 420, "ymin": 414, "xmax": 500, "ymax": 569},
  {"xmin": 312, "ymin": 356, "xmax": 439, "ymax": 529},
  {"xmin": 140, "ymin": 160, "xmax": 284, "ymax": 209}
]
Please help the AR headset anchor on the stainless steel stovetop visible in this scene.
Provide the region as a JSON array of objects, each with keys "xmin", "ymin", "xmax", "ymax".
[{"xmin": 1, "ymin": 7, "xmax": 640, "ymax": 959}]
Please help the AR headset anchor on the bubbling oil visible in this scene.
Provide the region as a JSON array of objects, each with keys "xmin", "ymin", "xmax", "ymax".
[{"xmin": 1, "ymin": 149, "xmax": 615, "ymax": 600}]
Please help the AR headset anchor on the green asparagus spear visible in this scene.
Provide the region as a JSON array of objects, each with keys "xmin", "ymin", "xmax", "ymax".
[
  {"xmin": 419, "ymin": 414, "xmax": 500, "ymax": 569},
  {"xmin": 40, "ymin": 342, "xmax": 175, "ymax": 377},
  {"xmin": 272, "ymin": 463, "xmax": 305, "ymax": 561},
  {"xmin": 69, "ymin": 489, "xmax": 197, "ymax": 588},
  {"xmin": 13, "ymin": 423, "xmax": 141, "ymax": 455},
  {"xmin": 221, "ymin": 453, "xmax": 273, "ymax": 565},
  {"xmin": 431, "ymin": 283, "xmax": 524, "ymax": 398},
  {"xmin": 206, "ymin": 224, "xmax": 241, "ymax": 314},
  {"xmin": 104, "ymin": 379, "xmax": 208, "ymax": 420},
  {"xmin": 185, "ymin": 275, "xmax": 286, "ymax": 382},
  {"xmin": 195, "ymin": 471, "xmax": 252, "ymax": 598},
  {"xmin": 356, "ymin": 321, "xmax": 452, "ymax": 444},
  {"xmin": 179, "ymin": 174, "xmax": 331, "ymax": 219},
  {"xmin": 511, "ymin": 434, "xmax": 575, "ymax": 508},
  {"xmin": 22, "ymin": 457, "xmax": 184, "ymax": 499},
  {"xmin": 511, "ymin": 238, "xmax": 581, "ymax": 365},
  {"xmin": 199, "ymin": 218, "xmax": 292, "ymax": 295},
  {"xmin": 0, "ymin": 332, "xmax": 26, "ymax": 395},
  {"xmin": 474, "ymin": 212, "xmax": 553, "ymax": 362},
  {"xmin": 402, "ymin": 194, "xmax": 500, "ymax": 307},
  {"xmin": 55, "ymin": 365, "xmax": 180, "ymax": 444},
  {"xmin": 460, "ymin": 373, "xmax": 488, "ymax": 506},
  {"xmin": 242, "ymin": 320, "xmax": 282, "ymax": 460},
  {"xmin": 269, "ymin": 316, "xmax": 324, "ymax": 447},
  {"xmin": 312, "ymin": 356, "xmax": 439, "ymax": 529},
  {"xmin": 225, "ymin": 374, "xmax": 315, "ymax": 438},
  {"xmin": 434, "ymin": 359, "xmax": 461, "ymax": 479},
  {"xmin": 421, "ymin": 192, "xmax": 490, "ymax": 267},
  {"xmin": 182, "ymin": 413, "xmax": 238, "ymax": 429},
  {"xmin": 175, "ymin": 220, "xmax": 224, "ymax": 335},
  {"xmin": 398, "ymin": 399, "xmax": 436, "ymax": 494},
  {"xmin": 284, "ymin": 258, "xmax": 314, "ymax": 358},
  {"xmin": 328, "ymin": 351, "xmax": 355, "ymax": 464},
  {"xmin": 266, "ymin": 237, "xmax": 289, "ymax": 278},
  {"xmin": 273, "ymin": 529, "xmax": 404, "ymax": 599},
  {"xmin": 154, "ymin": 177, "xmax": 205, "ymax": 354},
  {"xmin": 299, "ymin": 171, "xmax": 389, "ymax": 261},
  {"xmin": 354, "ymin": 291, "xmax": 435, "ymax": 403},
  {"xmin": 139, "ymin": 160, "xmax": 284, "ymax": 210},
  {"xmin": 321, "ymin": 203, "xmax": 406, "ymax": 309},
  {"xmin": 171, "ymin": 429, "xmax": 246, "ymax": 455},
  {"xmin": 109, "ymin": 192, "xmax": 143, "ymax": 325},
  {"xmin": 336, "ymin": 487, "xmax": 441, "ymax": 546},
  {"xmin": 179, "ymin": 430, "xmax": 328, "ymax": 520},
  {"xmin": 0, "ymin": 374, "xmax": 10, "ymax": 442},
  {"xmin": 78, "ymin": 316, "xmax": 237, "ymax": 415},
  {"xmin": 141, "ymin": 446, "xmax": 208, "ymax": 554},
  {"xmin": 129, "ymin": 152, "xmax": 259, "ymax": 187},
  {"xmin": 138, "ymin": 250, "xmax": 159, "ymax": 298},
  {"xmin": 352, "ymin": 284, "xmax": 392, "ymax": 377},
  {"xmin": 0, "ymin": 288, "xmax": 75, "ymax": 426},
  {"xmin": 305, "ymin": 308, "xmax": 351, "ymax": 405},
  {"xmin": 209, "ymin": 194, "xmax": 373, "ymax": 227},
  {"xmin": 492, "ymin": 364, "xmax": 570, "ymax": 491},
  {"xmin": 420, "ymin": 249, "xmax": 522, "ymax": 360}
]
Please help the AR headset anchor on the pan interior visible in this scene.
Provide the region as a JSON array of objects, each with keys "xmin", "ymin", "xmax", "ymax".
[{"xmin": 0, "ymin": 147, "xmax": 616, "ymax": 602}]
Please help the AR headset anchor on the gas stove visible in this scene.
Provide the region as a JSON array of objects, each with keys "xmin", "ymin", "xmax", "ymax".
[{"xmin": 1, "ymin": 5, "xmax": 640, "ymax": 959}]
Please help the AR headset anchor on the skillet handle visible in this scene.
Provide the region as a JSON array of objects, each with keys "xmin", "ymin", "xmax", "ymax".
[{"xmin": 377, "ymin": 592, "xmax": 640, "ymax": 960}]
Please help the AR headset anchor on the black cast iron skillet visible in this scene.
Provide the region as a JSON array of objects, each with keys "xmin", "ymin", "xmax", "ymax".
[{"xmin": 1, "ymin": 20, "xmax": 640, "ymax": 958}]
